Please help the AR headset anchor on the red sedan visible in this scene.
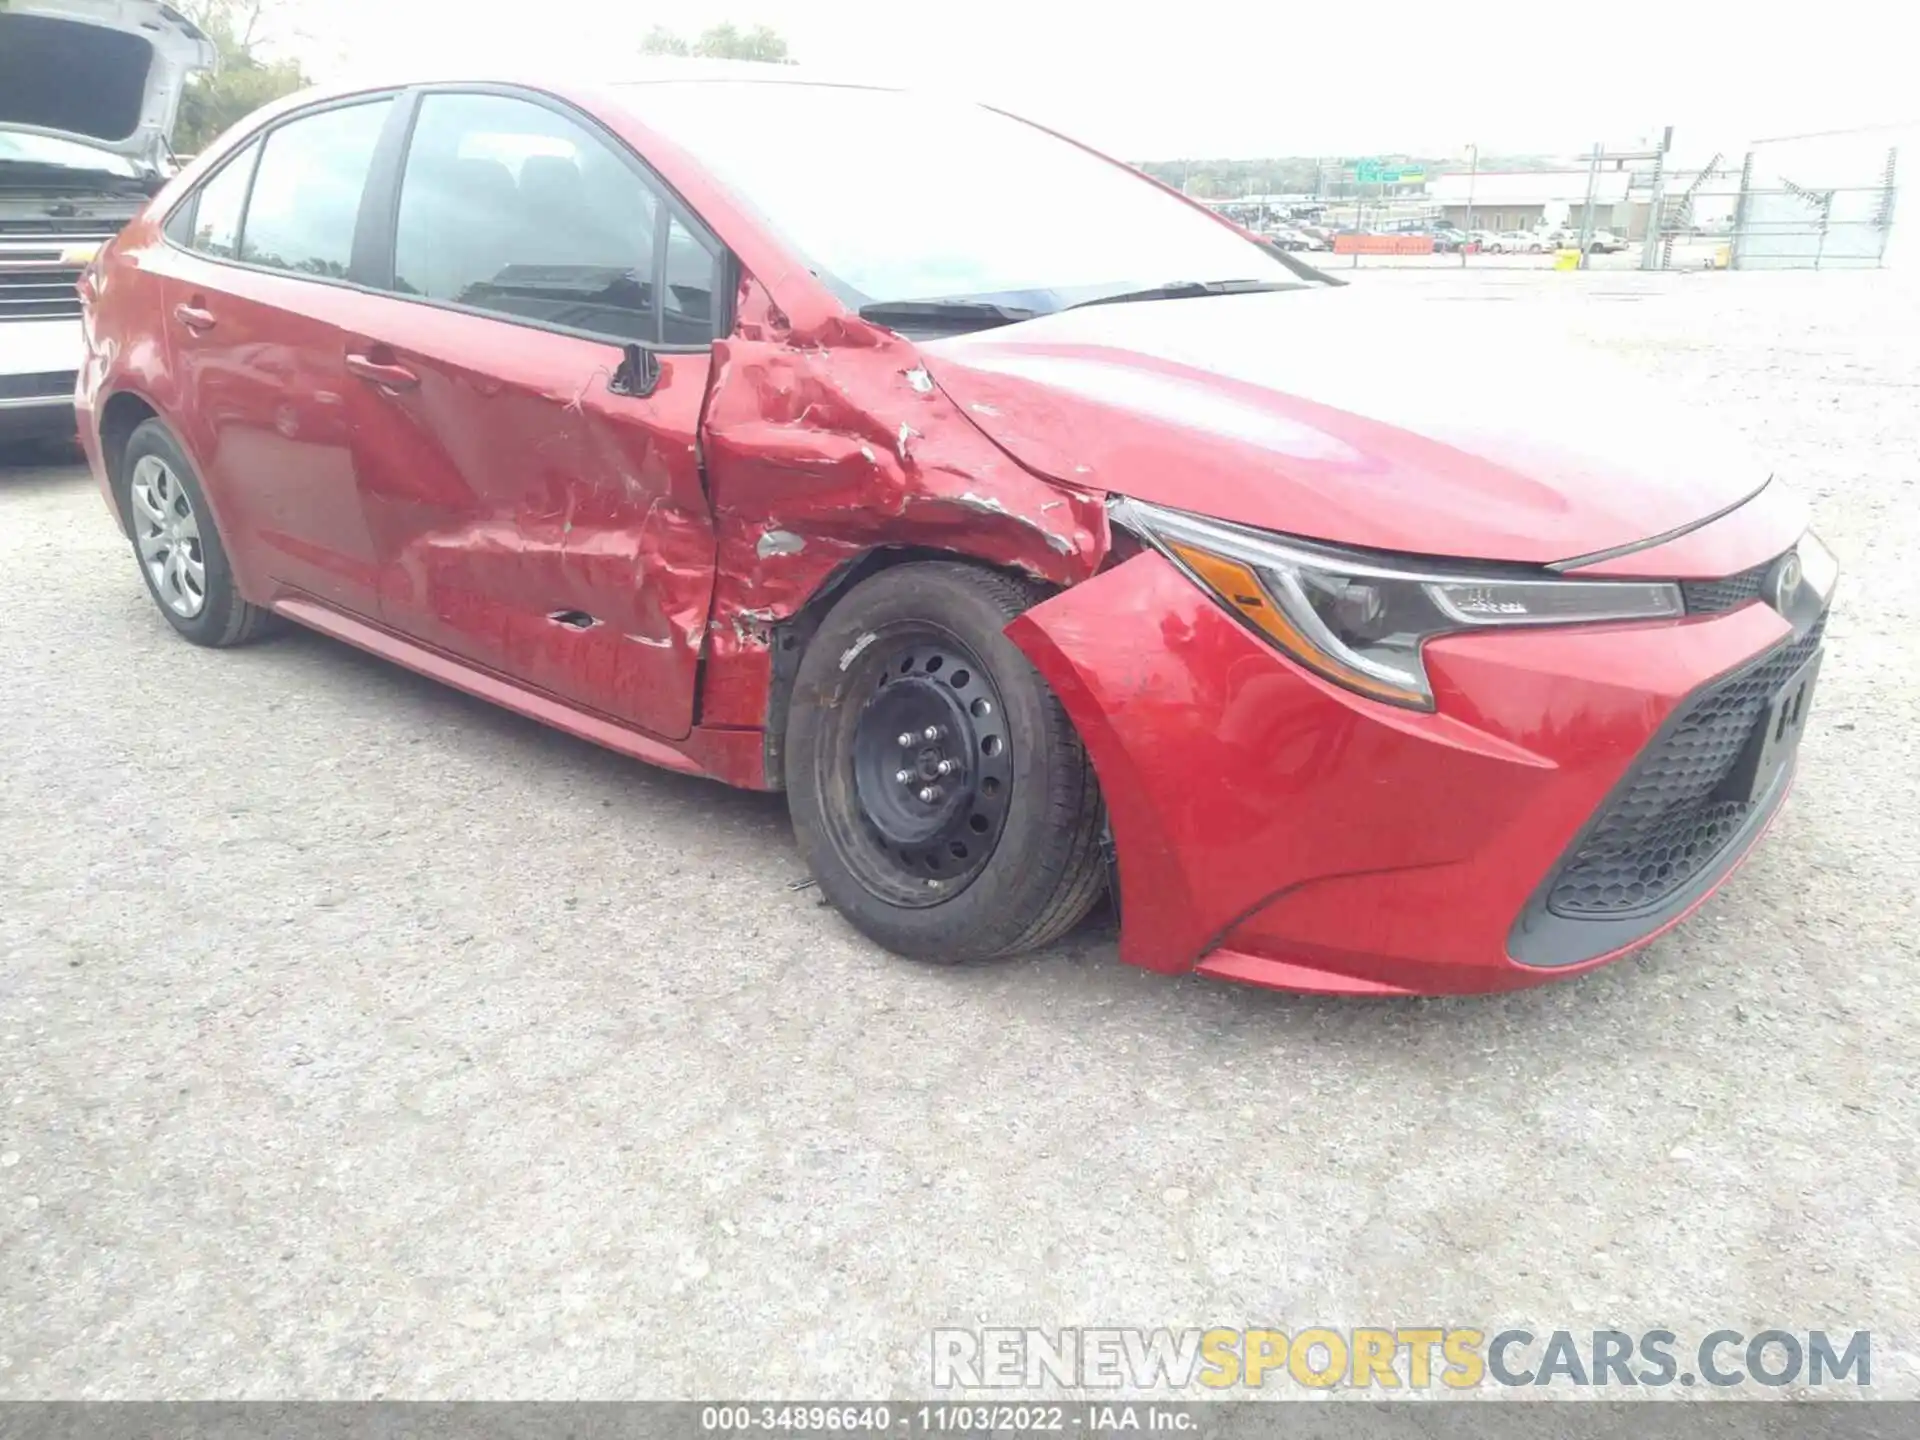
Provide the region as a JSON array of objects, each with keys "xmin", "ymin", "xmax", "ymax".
[{"xmin": 76, "ymin": 72, "xmax": 1837, "ymax": 995}]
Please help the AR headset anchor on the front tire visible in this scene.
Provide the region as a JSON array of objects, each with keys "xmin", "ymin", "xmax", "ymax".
[
  {"xmin": 120, "ymin": 418, "xmax": 276, "ymax": 647},
  {"xmin": 786, "ymin": 562, "xmax": 1107, "ymax": 963}
]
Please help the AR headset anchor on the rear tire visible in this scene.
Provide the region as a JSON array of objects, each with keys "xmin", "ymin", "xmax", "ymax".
[
  {"xmin": 120, "ymin": 418, "xmax": 277, "ymax": 647},
  {"xmin": 786, "ymin": 562, "xmax": 1107, "ymax": 963}
]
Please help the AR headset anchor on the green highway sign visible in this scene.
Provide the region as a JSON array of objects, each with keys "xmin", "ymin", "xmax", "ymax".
[{"xmin": 1354, "ymin": 160, "xmax": 1426, "ymax": 185}]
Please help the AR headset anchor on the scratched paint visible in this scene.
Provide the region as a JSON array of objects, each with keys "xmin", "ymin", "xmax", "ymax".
[{"xmin": 342, "ymin": 302, "xmax": 718, "ymax": 746}]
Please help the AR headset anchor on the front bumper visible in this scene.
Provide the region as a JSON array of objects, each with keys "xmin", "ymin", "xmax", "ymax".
[
  {"xmin": 1007, "ymin": 547, "xmax": 1819, "ymax": 996},
  {"xmin": 0, "ymin": 318, "xmax": 83, "ymax": 442},
  {"xmin": 0, "ymin": 393, "xmax": 77, "ymax": 442}
]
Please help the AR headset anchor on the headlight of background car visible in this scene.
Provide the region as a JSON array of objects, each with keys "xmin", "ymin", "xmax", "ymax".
[{"xmin": 1116, "ymin": 499, "xmax": 1684, "ymax": 711}]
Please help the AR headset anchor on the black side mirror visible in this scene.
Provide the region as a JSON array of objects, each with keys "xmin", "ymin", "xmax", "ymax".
[{"xmin": 610, "ymin": 342, "xmax": 661, "ymax": 398}]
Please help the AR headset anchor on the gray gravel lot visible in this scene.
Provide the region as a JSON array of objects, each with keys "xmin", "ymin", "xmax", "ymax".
[{"xmin": 2, "ymin": 268, "xmax": 1916, "ymax": 1399}]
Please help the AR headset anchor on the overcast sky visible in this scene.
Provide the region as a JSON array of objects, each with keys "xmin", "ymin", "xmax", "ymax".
[{"xmin": 274, "ymin": 0, "xmax": 1916, "ymax": 165}]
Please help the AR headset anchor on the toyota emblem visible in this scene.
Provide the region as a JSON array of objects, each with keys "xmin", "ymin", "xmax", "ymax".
[{"xmin": 1769, "ymin": 552, "xmax": 1804, "ymax": 612}]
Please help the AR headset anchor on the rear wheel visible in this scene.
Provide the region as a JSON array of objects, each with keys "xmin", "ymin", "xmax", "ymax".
[
  {"xmin": 786, "ymin": 562, "xmax": 1107, "ymax": 962},
  {"xmin": 120, "ymin": 418, "xmax": 277, "ymax": 647}
]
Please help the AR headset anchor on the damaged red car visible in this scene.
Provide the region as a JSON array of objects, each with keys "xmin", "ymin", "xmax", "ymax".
[{"xmin": 77, "ymin": 72, "xmax": 1837, "ymax": 995}]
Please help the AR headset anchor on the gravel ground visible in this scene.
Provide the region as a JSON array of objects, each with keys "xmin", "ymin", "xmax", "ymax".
[{"xmin": 2, "ymin": 268, "xmax": 1916, "ymax": 1400}]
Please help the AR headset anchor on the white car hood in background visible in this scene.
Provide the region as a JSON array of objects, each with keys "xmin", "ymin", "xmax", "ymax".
[{"xmin": 0, "ymin": 1, "xmax": 216, "ymax": 170}]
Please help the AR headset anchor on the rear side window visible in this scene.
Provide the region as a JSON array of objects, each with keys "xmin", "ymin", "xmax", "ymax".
[
  {"xmin": 241, "ymin": 100, "xmax": 393, "ymax": 279},
  {"xmin": 179, "ymin": 142, "xmax": 259, "ymax": 259},
  {"xmin": 391, "ymin": 91, "xmax": 713, "ymax": 345}
]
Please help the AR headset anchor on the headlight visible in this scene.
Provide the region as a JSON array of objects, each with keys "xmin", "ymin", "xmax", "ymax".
[{"xmin": 1116, "ymin": 498, "xmax": 1684, "ymax": 710}]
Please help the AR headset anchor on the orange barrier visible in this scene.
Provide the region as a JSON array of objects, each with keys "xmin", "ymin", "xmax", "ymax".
[{"xmin": 1332, "ymin": 234, "xmax": 1436, "ymax": 256}]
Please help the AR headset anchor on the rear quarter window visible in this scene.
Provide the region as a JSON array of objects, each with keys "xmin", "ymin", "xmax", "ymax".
[
  {"xmin": 177, "ymin": 142, "xmax": 260, "ymax": 259},
  {"xmin": 239, "ymin": 100, "xmax": 393, "ymax": 279}
]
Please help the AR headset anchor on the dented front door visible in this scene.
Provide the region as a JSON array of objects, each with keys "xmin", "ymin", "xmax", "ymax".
[{"xmin": 349, "ymin": 303, "xmax": 715, "ymax": 741}]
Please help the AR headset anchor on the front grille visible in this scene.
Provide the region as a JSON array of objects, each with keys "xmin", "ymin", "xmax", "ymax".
[
  {"xmin": 1682, "ymin": 557, "xmax": 1775, "ymax": 614},
  {"xmin": 1545, "ymin": 613, "xmax": 1825, "ymax": 917},
  {"xmin": 0, "ymin": 263, "xmax": 83, "ymax": 321},
  {"xmin": 0, "ymin": 216, "xmax": 120, "ymax": 239},
  {"xmin": 0, "ymin": 370, "xmax": 75, "ymax": 402},
  {"xmin": 0, "ymin": 233, "xmax": 107, "ymax": 323}
]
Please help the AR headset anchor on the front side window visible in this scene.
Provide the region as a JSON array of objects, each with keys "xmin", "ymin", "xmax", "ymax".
[
  {"xmin": 662, "ymin": 215, "xmax": 718, "ymax": 345},
  {"xmin": 392, "ymin": 92, "xmax": 705, "ymax": 345},
  {"xmin": 241, "ymin": 100, "xmax": 393, "ymax": 279},
  {"xmin": 180, "ymin": 141, "xmax": 259, "ymax": 259}
]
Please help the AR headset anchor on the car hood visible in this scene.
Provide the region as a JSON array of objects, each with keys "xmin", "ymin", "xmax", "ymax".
[
  {"xmin": 0, "ymin": 1, "xmax": 215, "ymax": 171},
  {"xmin": 922, "ymin": 286, "xmax": 1772, "ymax": 566}
]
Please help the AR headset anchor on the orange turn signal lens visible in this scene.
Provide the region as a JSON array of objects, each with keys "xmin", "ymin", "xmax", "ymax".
[{"xmin": 1167, "ymin": 540, "xmax": 1428, "ymax": 707}]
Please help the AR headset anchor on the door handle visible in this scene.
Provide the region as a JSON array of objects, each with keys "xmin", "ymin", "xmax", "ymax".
[
  {"xmin": 345, "ymin": 351, "xmax": 420, "ymax": 391},
  {"xmin": 172, "ymin": 302, "xmax": 216, "ymax": 332}
]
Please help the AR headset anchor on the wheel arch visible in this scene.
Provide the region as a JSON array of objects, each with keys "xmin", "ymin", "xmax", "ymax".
[
  {"xmin": 94, "ymin": 390, "xmax": 263, "ymax": 602},
  {"xmin": 96, "ymin": 389, "xmax": 162, "ymax": 535},
  {"xmin": 763, "ymin": 545, "xmax": 1064, "ymax": 790}
]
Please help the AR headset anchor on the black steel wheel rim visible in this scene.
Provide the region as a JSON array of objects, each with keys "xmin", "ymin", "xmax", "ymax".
[{"xmin": 841, "ymin": 630, "xmax": 1014, "ymax": 907}]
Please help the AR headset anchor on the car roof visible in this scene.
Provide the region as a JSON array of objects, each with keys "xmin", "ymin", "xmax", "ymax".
[{"xmin": 300, "ymin": 58, "xmax": 907, "ymax": 107}]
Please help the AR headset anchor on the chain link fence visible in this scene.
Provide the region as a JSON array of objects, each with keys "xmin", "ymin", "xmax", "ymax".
[
  {"xmin": 1271, "ymin": 134, "xmax": 1901, "ymax": 273},
  {"xmin": 1719, "ymin": 146, "xmax": 1899, "ymax": 270}
]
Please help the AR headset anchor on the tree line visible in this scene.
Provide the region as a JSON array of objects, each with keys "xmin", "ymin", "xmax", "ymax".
[{"xmin": 164, "ymin": 4, "xmax": 794, "ymax": 156}]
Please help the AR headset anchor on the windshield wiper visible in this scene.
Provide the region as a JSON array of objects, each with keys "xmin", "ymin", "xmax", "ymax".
[
  {"xmin": 1258, "ymin": 244, "xmax": 1347, "ymax": 287},
  {"xmin": 1066, "ymin": 279, "xmax": 1306, "ymax": 310},
  {"xmin": 857, "ymin": 298, "xmax": 1039, "ymax": 331}
]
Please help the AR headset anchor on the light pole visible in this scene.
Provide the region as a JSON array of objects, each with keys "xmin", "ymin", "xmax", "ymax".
[{"xmin": 1463, "ymin": 142, "xmax": 1477, "ymax": 265}]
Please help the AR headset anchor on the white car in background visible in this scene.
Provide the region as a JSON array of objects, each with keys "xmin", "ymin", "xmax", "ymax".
[
  {"xmin": 0, "ymin": 0, "xmax": 212, "ymax": 444},
  {"xmin": 1268, "ymin": 225, "xmax": 1329, "ymax": 252}
]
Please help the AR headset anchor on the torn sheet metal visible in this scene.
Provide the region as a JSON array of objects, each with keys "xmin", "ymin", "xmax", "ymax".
[
  {"xmin": 695, "ymin": 312, "xmax": 1111, "ymax": 736},
  {"xmin": 756, "ymin": 528, "xmax": 807, "ymax": 558}
]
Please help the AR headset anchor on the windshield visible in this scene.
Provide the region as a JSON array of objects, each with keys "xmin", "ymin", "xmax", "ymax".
[
  {"xmin": 615, "ymin": 80, "xmax": 1301, "ymax": 313},
  {"xmin": 0, "ymin": 129, "xmax": 140, "ymax": 178}
]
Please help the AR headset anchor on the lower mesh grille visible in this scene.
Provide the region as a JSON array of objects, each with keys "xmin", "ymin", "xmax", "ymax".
[{"xmin": 1546, "ymin": 614, "xmax": 1825, "ymax": 917}]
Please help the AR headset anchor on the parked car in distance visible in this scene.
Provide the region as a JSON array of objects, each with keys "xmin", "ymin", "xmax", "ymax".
[
  {"xmin": 1428, "ymin": 227, "xmax": 1469, "ymax": 253},
  {"xmin": 0, "ymin": 1, "xmax": 212, "ymax": 443},
  {"xmin": 78, "ymin": 67, "xmax": 1837, "ymax": 996},
  {"xmin": 1584, "ymin": 229, "xmax": 1628, "ymax": 253}
]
